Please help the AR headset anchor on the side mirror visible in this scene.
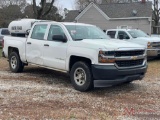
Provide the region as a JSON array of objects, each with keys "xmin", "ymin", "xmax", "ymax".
[
  {"xmin": 125, "ymin": 36, "xmax": 130, "ymax": 39},
  {"xmin": 119, "ymin": 34, "xmax": 124, "ymax": 40},
  {"xmin": 26, "ymin": 29, "xmax": 30, "ymax": 36},
  {"xmin": 52, "ymin": 35, "xmax": 67, "ymax": 42}
]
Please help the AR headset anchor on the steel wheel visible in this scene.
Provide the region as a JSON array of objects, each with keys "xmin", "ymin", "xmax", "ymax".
[
  {"xmin": 9, "ymin": 52, "xmax": 24, "ymax": 73},
  {"xmin": 11, "ymin": 56, "xmax": 17, "ymax": 69},
  {"xmin": 70, "ymin": 61, "xmax": 93, "ymax": 92},
  {"xmin": 74, "ymin": 67, "xmax": 87, "ymax": 86}
]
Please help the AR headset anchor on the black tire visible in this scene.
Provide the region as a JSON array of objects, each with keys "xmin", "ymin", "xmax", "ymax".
[
  {"xmin": 9, "ymin": 52, "xmax": 24, "ymax": 73},
  {"xmin": 70, "ymin": 61, "xmax": 93, "ymax": 92}
]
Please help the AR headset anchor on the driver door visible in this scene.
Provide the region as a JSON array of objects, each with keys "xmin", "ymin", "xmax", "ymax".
[{"xmin": 43, "ymin": 24, "xmax": 68, "ymax": 70}]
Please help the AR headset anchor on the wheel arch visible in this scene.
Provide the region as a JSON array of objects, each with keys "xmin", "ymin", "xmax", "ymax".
[
  {"xmin": 69, "ymin": 55, "xmax": 92, "ymax": 73},
  {"xmin": 8, "ymin": 47, "xmax": 20, "ymax": 57}
]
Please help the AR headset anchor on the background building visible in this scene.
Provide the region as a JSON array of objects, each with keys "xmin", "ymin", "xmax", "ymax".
[{"xmin": 65, "ymin": 1, "xmax": 152, "ymax": 34}]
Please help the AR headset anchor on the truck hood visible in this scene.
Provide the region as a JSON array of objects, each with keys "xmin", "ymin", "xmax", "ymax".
[
  {"xmin": 70, "ymin": 39, "xmax": 144, "ymax": 50},
  {"xmin": 135, "ymin": 37, "xmax": 160, "ymax": 42}
]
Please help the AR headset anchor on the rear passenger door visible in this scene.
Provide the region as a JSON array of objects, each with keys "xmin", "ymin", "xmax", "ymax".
[{"xmin": 26, "ymin": 24, "xmax": 48, "ymax": 65}]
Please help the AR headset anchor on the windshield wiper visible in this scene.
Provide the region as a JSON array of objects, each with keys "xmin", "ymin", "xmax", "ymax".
[
  {"xmin": 93, "ymin": 38, "xmax": 105, "ymax": 39},
  {"xmin": 74, "ymin": 39, "xmax": 84, "ymax": 41}
]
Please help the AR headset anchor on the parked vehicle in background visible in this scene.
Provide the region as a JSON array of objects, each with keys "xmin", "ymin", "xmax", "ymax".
[
  {"xmin": 0, "ymin": 28, "xmax": 10, "ymax": 46},
  {"xmin": 151, "ymin": 34, "xmax": 160, "ymax": 37},
  {"xmin": 106, "ymin": 29, "xmax": 160, "ymax": 57},
  {"xmin": 0, "ymin": 28, "xmax": 10, "ymax": 57},
  {"xmin": 3, "ymin": 19, "xmax": 147, "ymax": 91}
]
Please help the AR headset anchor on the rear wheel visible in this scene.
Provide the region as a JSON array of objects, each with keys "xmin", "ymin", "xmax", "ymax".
[
  {"xmin": 9, "ymin": 52, "xmax": 24, "ymax": 73},
  {"xmin": 70, "ymin": 61, "xmax": 93, "ymax": 92}
]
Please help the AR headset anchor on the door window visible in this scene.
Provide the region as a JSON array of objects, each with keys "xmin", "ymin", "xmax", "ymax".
[
  {"xmin": 107, "ymin": 31, "xmax": 116, "ymax": 38},
  {"xmin": 31, "ymin": 24, "xmax": 47, "ymax": 40},
  {"xmin": 48, "ymin": 25, "xmax": 66, "ymax": 41},
  {"xmin": 118, "ymin": 31, "xmax": 130, "ymax": 39}
]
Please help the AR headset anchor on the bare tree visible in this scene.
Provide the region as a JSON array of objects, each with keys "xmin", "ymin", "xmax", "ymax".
[
  {"xmin": 75, "ymin": 0, "xmax": 106, "ymax": 10},
  {"xmin": 152, "ymin": 0, "xmax": 159, "ymax": 34},
  {"xmin": 0, "ymin": 4, "xmax": 24, "ymax": 27},
  {"xmin": 54, "ymin": 1, "xmax": 65, "ymax": 18},
  {"xmin": 0, "ymin": 0, "xmax": 26, "ymax": 8},
  {"xmin": 32, "ymin": 0, "xmax": 55, "ymax": 19}
]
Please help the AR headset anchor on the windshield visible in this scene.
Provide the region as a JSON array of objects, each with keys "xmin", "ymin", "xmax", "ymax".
[
  {"xmin": 128, "ymin": 30, "xmax": 149, "ymax": 38},
  {"xmin": 65, "ymin": 25, "xmax": 109, "ymax": 41}
]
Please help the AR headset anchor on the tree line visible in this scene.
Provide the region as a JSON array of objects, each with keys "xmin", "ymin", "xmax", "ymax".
[{"xmin": 0, "ymin": 0, "xmax": 63, "ymax": 27}]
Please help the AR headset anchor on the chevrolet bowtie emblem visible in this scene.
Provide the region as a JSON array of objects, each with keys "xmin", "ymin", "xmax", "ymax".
[{"xmin": 131, "ymin": 56, "xmax": 138, "ymax": 60}]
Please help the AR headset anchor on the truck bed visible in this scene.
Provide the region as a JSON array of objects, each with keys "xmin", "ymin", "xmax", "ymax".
[{"xmin": 3, "ymin": 36, "xmax": 27, "ymax": 62}]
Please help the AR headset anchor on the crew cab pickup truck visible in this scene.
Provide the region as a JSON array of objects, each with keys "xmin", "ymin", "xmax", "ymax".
[
  {"xmin": 106, "ymin": 29, "xmax": 160, "ymax": 57},
  {"xmin": 3, "ymin": 21, "xmax": 147, "ymax": 91}
]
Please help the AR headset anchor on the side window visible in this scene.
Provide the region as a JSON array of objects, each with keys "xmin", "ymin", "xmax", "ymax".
[
  {"xmin": 118, "ymin": 31, "xmax": 130, "ymax": 39},
  {"xmin": 31, "ymin": 24, "xmax": 47, "ymax": 40},
  {"xmin": 48, "ymin": 25, "xmax": 66, "ymax": 41},
  {"xmin": 1, "ymin": 29, "xmax": 10, "ymax": 35},
  {"xmin": 107, "ymin": 31, "xmax": 116, "ymax": 38}
]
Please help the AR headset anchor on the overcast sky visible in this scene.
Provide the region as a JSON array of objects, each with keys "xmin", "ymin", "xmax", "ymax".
[{"xmin": 54, "ymin": 0, "xmax": 75, "ymax": 10}]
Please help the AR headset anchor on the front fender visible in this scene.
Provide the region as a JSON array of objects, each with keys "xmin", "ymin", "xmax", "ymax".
[{"xmin": 65, "ymin": 46, "xmax": 98, "ymax": 71}]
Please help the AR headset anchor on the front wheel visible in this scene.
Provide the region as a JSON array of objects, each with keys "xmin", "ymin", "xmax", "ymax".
[
  {"xmin": 9, "ymin": 52, "xmax": 24, "ymax": 73},
  {"xmin": 70, "ymin": 61, "xmax": 93, "ymax": 92}
]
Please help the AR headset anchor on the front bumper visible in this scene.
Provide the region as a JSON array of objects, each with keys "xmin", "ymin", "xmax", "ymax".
[
  {"xmin": 147, "ymin": 49, "xmax": 160, "ymax": 57},
  {"xmin": 92, "ymin": 65, "xmax": 147, "ymax": 87}
]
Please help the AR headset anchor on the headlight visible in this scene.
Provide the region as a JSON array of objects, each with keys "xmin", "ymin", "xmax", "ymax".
[
  {"xmin": 98, "ymin": 50, "xmax": 115, "ymax": 63},
  {"xmin": 147, "ymin": 42, "xmax": 152, "ymax": 48}
]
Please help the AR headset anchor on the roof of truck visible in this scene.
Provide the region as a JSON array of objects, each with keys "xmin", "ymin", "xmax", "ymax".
[
  {"xmin": 34, "ymin": 21, "xmax": 94, "ymax": 26},
  {"xmin": 62, "ymin": 22, "xmax": 93, "ymax": 26},
  {"xmin": 107, "ymin": 29, "xmax": 137, "ymax": 31}
]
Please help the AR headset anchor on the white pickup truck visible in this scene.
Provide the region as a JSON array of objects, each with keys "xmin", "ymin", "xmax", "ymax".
[
  {"xmin": 2, "ymin": 20, "xmax": 147, "ymax": 91},
  {"xmin": 106, "ymin": 29, "xmax": 160, "ymax": 57}
]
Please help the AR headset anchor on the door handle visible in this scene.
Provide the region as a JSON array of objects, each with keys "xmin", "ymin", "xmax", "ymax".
[
  {"xmin": 44, "ymin": 44, "xmax": 49, "ymax": 47},
  {"xmin": 27, "ymin": 42, "xmax": 31, "ymax": 44}
]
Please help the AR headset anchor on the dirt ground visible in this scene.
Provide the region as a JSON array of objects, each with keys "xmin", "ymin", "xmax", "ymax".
[{"xmin": 0, "ymin": 57, "xmax": 160, "ymax": 120}]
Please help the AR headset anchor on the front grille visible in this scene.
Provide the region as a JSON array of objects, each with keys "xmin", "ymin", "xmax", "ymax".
[
  {"xmin": 116, "ymin": 59, "xmax": 144, "ymax": 67},
  {"xmin": 115, "ymin": 50, "xmax": 145, "ymax": 57},
  {"xmin": 152, "ymin": 42, "xmax": 160, "ymax": 48}
]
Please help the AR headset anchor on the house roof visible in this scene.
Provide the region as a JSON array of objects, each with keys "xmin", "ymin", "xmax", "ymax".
[
  {"xmin": 64, "ymin": 10, "xmax": 80, "ymax": 22},
  {"xmin": 65, "ymin": 2, "xmax": 152, "ymax": 22},
  {"xmin": 98, "ymin": 2, "xmax": 152, "ymax": 18}
]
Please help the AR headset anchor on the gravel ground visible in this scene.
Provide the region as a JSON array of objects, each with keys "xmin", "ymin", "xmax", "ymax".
[{"xmin": 0, "ymin": 57, "xmax": 160, "ymax": 119}]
